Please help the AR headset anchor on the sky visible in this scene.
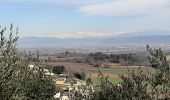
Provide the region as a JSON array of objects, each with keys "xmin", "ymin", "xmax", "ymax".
[{"xmin": 0, "ymin": 0, "xmax": 170, "ymax": 38}]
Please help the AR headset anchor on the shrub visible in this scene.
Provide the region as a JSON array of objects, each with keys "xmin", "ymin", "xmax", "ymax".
[
  {"xmin": 52, "ymin": 65, "xmax": 65, "ymax": 74},
  {"xmin": 74, "ymin": 72, "xmax": 86, "ymax": 80}
]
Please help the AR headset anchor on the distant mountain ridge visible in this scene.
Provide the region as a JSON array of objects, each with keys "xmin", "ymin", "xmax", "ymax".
[
  {"xmin": 18, "ymin": 35, "xmax": 170, "ymax": 48},
  {"xmin": 18, "ymin": 31, "xmax": 170, "ymax": 48}
]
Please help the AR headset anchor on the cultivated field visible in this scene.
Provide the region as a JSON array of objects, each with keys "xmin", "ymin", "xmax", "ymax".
[{"xmin": 42, "ymin": 54, "xmax": 148, "ymax": 85}]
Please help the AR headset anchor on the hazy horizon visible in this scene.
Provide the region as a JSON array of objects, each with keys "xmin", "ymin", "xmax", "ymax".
[{"xmin": 0, "ymin": 0, "xmax": 170, "ymax": 39}]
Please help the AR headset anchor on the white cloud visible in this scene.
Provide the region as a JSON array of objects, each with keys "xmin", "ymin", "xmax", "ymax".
[
  {"xmin": 31, "ymin": 31, "xmax": 136, "ymax": 39},
  {"xmin": 3, "ymin": 0, "xmax": 169, "ymax": 16},
  {"xmin": 3, "ymin": 0, "xmax": 170, "ymax": 33},
  {"xmin": 78, "ymin": 0, "xmax": 170, "ymax": 16}
]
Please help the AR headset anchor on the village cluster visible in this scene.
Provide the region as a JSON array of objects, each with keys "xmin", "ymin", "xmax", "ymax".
[{"xmin": 29, "ymin": 65, "xmax": 94, "ymax": 100}]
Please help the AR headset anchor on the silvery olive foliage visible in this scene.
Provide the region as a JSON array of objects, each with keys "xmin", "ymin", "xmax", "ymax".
[
  {"xmin": 0, "ymin": 24, "xmax": 56, "ymax": 100},
  {"xmin": 89, "ymin": 45, "xmax": 170, "ymax": 100},
  {"xmin": 146, "ymin": 45, "xmax": 170, "ymax": 99}
]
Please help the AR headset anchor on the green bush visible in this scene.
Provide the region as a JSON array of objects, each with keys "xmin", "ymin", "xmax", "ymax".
[{"xmin": 52, "ymin": 65, "xmax": 65, "ymax": 74}]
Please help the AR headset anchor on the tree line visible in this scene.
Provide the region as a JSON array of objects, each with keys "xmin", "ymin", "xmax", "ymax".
[{"xmin": 86, "ymin": 52, "xmax": 149, "ymax": 66}]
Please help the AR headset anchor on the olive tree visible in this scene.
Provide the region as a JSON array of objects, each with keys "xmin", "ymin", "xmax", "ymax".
[
  {"xmin": 146, "ymin": 45, "xmax": 170, "ymax": 99},
  {"xmin": 0, "ymin": 24, "xmax": 56, "ymax": 100},
  {"xmin": 89, "ymin": 45, "xmax": 170, "ymax": 100}
]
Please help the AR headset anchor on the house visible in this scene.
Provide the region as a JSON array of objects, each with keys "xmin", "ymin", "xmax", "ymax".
[
  {"xmin": 44, "ymin": 68, "xmax": 55, "ymax": 76},
  {"xmin": 44, "ymin": 69, "xmax": 49, "ymax": 73},
  {"xmin": 54, "ymin": 92, "xmax": 70, "ymax": 100},
  {"xmin": 54, "ymin": 92, "xmax": 61, "ymax": 99},
  {"xmin": 55, "ymin": 75, "xmax": 67, "ymax": 84},
  {"xmin": 45, "ymin": 72, "xmax": 55, "ymax": 76},
  {"xmin": 28, "ymin": 64, "xmax": 34, "ymax": 69},
  {"xmin": 28, "ymin": 64, "xmax": 39, "ymax": 70},
  {"xmin": 61, "ymin": 95, "xmax": 69, "ymax": 100}
]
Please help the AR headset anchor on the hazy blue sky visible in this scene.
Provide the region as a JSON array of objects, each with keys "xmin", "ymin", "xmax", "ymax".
[{"xmin": 0, "ymin": 0, "xmax": 170, "ymax": 38}]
